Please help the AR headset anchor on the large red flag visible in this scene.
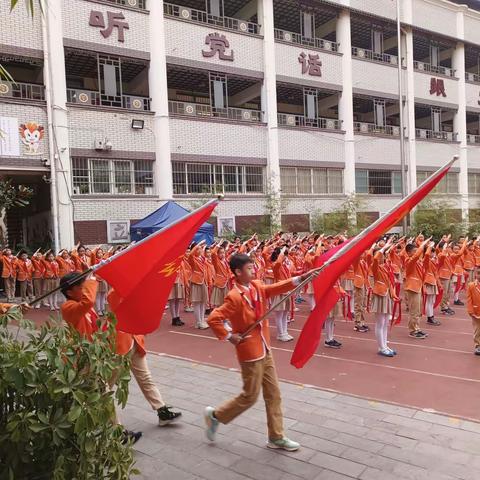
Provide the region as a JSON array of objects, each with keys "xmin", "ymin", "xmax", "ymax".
[
  {"xmin": 94, "ymin": 199, "xmax": 218, "ymax": 334},
  {"xmin": 291, "ymin": 156, "xmax": 457, "ymax": 368}
]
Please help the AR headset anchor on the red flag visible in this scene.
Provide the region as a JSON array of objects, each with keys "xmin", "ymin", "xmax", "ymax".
[
  {"xmin": 291, "ymin": 157, "xmax": 457, "ymax": 368},
  {"xmin": 95, "ymin": 200, "xmax": 218, "ymax": 334}
]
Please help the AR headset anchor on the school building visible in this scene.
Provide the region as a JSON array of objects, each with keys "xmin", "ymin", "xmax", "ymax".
[{"xmin": 2, "ymin": 0, "xmax": 480, "ymax": 248}]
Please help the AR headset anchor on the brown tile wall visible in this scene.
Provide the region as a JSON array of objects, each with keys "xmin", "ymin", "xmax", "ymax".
[{"xmin": 74, "ymin": 220, "xmax": 107, "ymax": 245}]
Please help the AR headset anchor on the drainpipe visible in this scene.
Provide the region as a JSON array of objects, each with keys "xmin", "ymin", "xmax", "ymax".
[{"xmin": 41, "ymin": 12, "xmax": 60, "ymax": 253}]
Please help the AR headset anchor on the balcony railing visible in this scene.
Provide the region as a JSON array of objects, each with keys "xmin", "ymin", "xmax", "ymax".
[
  {"xmin": 416, "ymin": 129, "xmax": 457, "ymax": 142},
  {"xmin": 274, "ymin": 29, "xmax": 338, "ymax": 53},
  {"xmin": 351, "ymin": 47, "xmax": 398, "ymax": 66},
  {"xmin": 468, "ymin": 134, "xmax": 480, "ymax": 144},
  {"xmin": 0, "ymin": 81, "xmax": 45, "ymax": 101},
  {"xmin": 413, "ymin": 61, "xmax": 456, "ymax": 78},
  {"xmin": 67, "ymin": 89, "xmax": 150, "ymax": 111},
  {"xmin": 169, "ymin": 100, "xmax": 261, "ymax": 122},
  {"xmin": 465, "ymin": 72, "xmax": 480, "ymax": 83},
  {"xmin": 278, "ymin": 113, "xmax": 342, "ymax": 130},
  {"xmin": 103, "ymin": 0, "xmax": 147, "ymax": 9},
  {"xmin": 354, "ymin": 122, "xmax": 400, "ymax": 136},
  {"xmin": 164, "ymin": 3, "xmax": 259, "ymax": 35}
]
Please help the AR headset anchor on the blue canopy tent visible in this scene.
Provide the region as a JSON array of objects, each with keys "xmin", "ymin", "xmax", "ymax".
[{"xmin": 130, "ymin": 201, "xmax": 214, "ymax": 244}]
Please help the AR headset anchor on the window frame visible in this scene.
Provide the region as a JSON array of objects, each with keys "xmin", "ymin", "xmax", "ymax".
[{"xmin": 280, "ymin": 167, "xmax": 344, "ymax": 195}]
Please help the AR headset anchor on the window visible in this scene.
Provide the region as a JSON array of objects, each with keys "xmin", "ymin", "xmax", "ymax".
[
  {"xmin": 72, "ymin": 158, "xmax": 154, "ymax": 195},
  {"xmin": 355, "ymin": 169, "xmax": 402, "ymax": 195},
  {"xmin": 417, "ymin": 171, "xmax": 459, "ymax": 194},
  {"xmin": 469, "ymin": 173, "xmax": 480, "ymax": 194},
  {"xmin": 280, "ymin": 167, "xmax": 343, "ymax": 195},
  {"xmin": 172, "ymin": 162, "xmax": 265, "ymax": 195}
]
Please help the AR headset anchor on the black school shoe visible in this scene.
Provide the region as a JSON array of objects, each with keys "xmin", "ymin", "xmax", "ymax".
[
  {"xmin": 475, "ymin": 346, "xmax": 480, "ymax": 356},
  {"xmin": 354, "ymin": 325, "xmax": 370, "ymax": 333},
  {"xmin": 172, "ymin": 317, "xmax": 185, "ymax": 326},
  {"xmin": 427, "ymin": 316, "xmax": 441, "ymax": 326},
  {"xmin": 454, "ymin": 300, "xmax": 464, "ymax": 306},
  {"xmin": 324, "ymin": 339, "xmax": 342, "ymax": 349},
  {"xmin": 158, "ymin": 406, "xmax": 182, "ymax": 426},
  {"xmin": 122, "ymin": 430, "xmax": 142, "ymax": 445},
  {"xmin": 409, "ymin": 331, "xmax": 427, "ymax": 339}
]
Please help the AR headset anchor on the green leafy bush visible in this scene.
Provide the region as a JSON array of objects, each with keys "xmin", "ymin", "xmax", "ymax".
[{"xmin": 0, "ymin": 309, "xmax": 138, "ymax": 479}]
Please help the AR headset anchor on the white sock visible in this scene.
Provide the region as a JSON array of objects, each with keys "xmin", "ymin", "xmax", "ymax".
[
  {"xmin": 193, "ymin": 303, "xmax": 202, "ymax": 324},
  {"xmin": 275, "ymin": 311, "xmax": 284, "ymax": 336},
  {"xmin": 307, "ymin": 294, "xmax": 315, "ymax": 311},
  {"xmin": 282, "ymin": 311, "xmax": 289, "ymax": 336},
  {"xmin": 375, "ymin": 314, "xmax": 386, "ymax": 350},
  {"xmin": 382, "ymin": 316, "xmax": 389, "ymax": 350},
  {"xmin": 325, "ymin": 318, "xmax": 334, "ymax": 342},
  {"xmin": 426, "ymin": 295, "xmax": 434, "ymax": 317}
]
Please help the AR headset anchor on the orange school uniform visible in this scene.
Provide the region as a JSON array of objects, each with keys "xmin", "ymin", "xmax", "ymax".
[
  {"xmin": 207, "ymin": 278, "xmax": 297, "ymax": 362},
  {"xmin": 404, "ymin": 248, "xmax": 424, "ymax": 294},
  {"xmin": 16, "ymin": 259, "xmax": 33, "ymax": 282},
  {"xmin": 467, "ymin": 281, "xmax": 480, "ymax": 319}
]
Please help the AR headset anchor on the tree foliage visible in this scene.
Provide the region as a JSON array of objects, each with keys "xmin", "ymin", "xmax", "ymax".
[
  {"xmin": 0, "ymin": 310, "xmax": 138, "ymax": 479},
  {"xmin": 0, "ymin": 179, "xmax": 33, "ymax": 211}
]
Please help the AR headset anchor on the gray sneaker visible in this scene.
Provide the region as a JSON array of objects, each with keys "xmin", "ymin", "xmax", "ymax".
[
  {"xmin": 204, "ymin": 406, "xmax": 219, "ymax": 441},
  {"xmin": 475, "ymin": 346, "xmax": 480, "ymax": 356},
  {"xmin": 267, "ymin": 437, "xmax": 300, "ymax": 451}
]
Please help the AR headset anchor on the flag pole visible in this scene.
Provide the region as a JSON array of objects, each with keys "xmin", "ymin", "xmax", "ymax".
[
  {"xmin": 239, "ymin": 156, "xmax": 457, "ymax": 340},
  {"xmin": 240, "ymin": 267, "xmax": 322, "ymax": 339},
  {"xmin": 26, "ymin": 196, "xmax": 223, "ymax": 307}
]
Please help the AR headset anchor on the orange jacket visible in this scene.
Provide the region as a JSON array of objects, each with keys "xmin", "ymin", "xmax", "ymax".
[
  {"xmin": 61, "ymin": 280, "xmax": 99, "ymax": 340},
  {"xmin": 353, "ymin": 256, "xmax": 369, "ymax": 289},
  {"xmin": 71, "ymin": 253, "xmax": 91, "ymax": 273},
  {"xmin": 371, "ymin": 252, "xmax": 393, "ymax": 297},
  {"xmin": 437, "ymin": 252, "xmax": 452, "ymax": 280},
  {"xmin": 211, "ymin": 247, "xmax": 230, "ymax": 289},
  {"xmin": 467, "ymin": 281, "xmax": 480, "ymax": 318},
  {"xmin": 56, "ymin": 256, "xmax": 75, "ymax": 278},
  {"xmin": 188, "ymin": 246, "xmax": 208, "ymax": 285},
  {"xmin": 404, "ymin": 248, "xmax": 424, "ymax": 293},
  {"xmin": 422, "ymin": 247, "xmax": 438, "ymax": 287},
  {"xmin": 31, "ymin": 257, "xmax": 45, "ymax": 279},
  {"xmin": 463, "ymin": 249, "xmax": 475, "ymax": 271},
  {"xmin": 42, "ymin": 259, "xmax": 60, "ymax": 279},
  {"xmin": 207, "ymin": 278, "xmax": 297, "ymax": 362},
  {"xmin": 16, "ymin": 259, "xmax": 33, "ymax": 282},
  {"xmin": 1, "ymin": 255, "xmax": 16, "ymax": 279},
  {"xmin": 273, "ymin": 252, "xmax": 292, "ymax": 282}
]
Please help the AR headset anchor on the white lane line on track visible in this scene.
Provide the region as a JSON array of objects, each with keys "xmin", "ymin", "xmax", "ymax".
[{"xmin": 167, "ymin": 331, "xmax": 480, "ymax": 384}]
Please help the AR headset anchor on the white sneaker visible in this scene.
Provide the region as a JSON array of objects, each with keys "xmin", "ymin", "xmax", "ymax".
[
  {"xmin": 278, "ymin": 335, "xmax": 292, "ymax": 342},
  {"xmin": 204, "ymin": 406, "xmax": 219, "ymax": 442},
  {"xmin": 34, "ymin": 304, "xmax": 40, "ymax": 309}
]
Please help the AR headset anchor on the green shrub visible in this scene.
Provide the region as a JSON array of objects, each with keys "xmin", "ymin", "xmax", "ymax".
[{"xmin": 0, "ymin": 309, "xmax": 138, "ymax": 479}]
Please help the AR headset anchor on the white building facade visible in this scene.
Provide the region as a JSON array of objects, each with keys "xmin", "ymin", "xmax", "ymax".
[{"xmin": 1, "ymin": 0, "xmax": 480, "ymax": 247}]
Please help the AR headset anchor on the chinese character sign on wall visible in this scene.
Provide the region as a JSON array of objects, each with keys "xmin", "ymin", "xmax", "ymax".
[
  {"xmin": 108, "ymin": 220, "xmax": 130, "ymax": 244},
  {"xmin": 202, "ymin": 33, "xmax": 234, "ymax": 61},
  {"xmin": 89, "ymin": 10, "xmax": 129, "ymax": 42},
  {"xmin": 430, "ymin": 78, "xmax": 446, "ymax": 97},
  {"xmin": 298, "ymin": 52, "xmax": 322, "ymax": 77}
]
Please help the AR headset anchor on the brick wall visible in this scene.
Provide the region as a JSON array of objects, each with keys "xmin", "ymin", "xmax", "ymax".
[
  {"xmin": 281, "ymin": 214, "xmax": 310, "ymax": 232},
  {"xmin": 235, "ymin": 215, "xmax": 270, "ymax": 235},
  {"xmin": 74, "ymin": 220, "xmax": 107, "ymax": 244},
  {"xmin": 0, "ymin": 1, "xmax": 42, "ymax": 49}
]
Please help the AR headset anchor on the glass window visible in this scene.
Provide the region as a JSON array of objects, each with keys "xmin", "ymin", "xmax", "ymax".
[
  {"xmin": 172, "ymin": 162, "xmax": 187, "ymax": 194},
  {"xmin": 134, "ymin": 161, "xmax": 154, "ymax": 194},
  {"xmin": 447, "ymin": 172, "xmax": 458, "ymax": 193},
  {"xmin": 114, "ymin": 160, "xmax": 133, "ymax": 194},
  {"xmin": 312, "ymin": 169, "xmax": 327, "ymax": 194},
  {"xmin": 297, "ymin": 168, "xmax": 312, "ymax": 194},
  {"xmin": 392, "ymin": 171, "xmax": 403, "ymax": 194},
  {"xmin": 328, "ymin": 169, "xmax": 343, "ymax": 194},
  {"xmin": 245, "ymin": 166, "xmax": 264, "ymax": 193},
  {"xmin": 280, "ymin": 168, "xmax": 297, "ymax": 194},
  {"xmin": 72, "ymin": 158, "xmax": 90, "ymax": 194},
  {"xmin": 224, "ymin": 165, "xmax": 240, "ymax": 193},
  {"xmin": 368, "ymin": 170, "xmax": 391, "ymax": 194},
  {"xmin": 187, "ymin": 163, "xmax": 213, "ymax": 194},
  {"xmin": 355, "ymin": 170, "xmax": 368, "ymax": 194},
  {"xmin": 90, "ymin": 159, "xmax": 111, "ymax": 194}
]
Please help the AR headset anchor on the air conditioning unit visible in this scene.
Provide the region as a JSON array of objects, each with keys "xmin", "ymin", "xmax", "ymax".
[
  {"xmin": 130, "ymin": 97, "xmax": 145, "ymax": 110},
  {"xmin": 180, "ymin": 7, "xmax": 191, "ymax": 19},
  {"xmin": 94, "ymin": 139, "xmax": 105, "ymax": 151},
  {"xmin": 286, "ymin": 115, "xmax": 296, "ymax": 126},
  {"xmin": 239, "ymin": 21, "xmax": 248, "ymax": 32}
]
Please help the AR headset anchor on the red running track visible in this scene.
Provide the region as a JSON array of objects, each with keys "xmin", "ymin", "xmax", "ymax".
[{"xmin": 26, "ymin": 295, "xmax": 480, "ymax": 421}]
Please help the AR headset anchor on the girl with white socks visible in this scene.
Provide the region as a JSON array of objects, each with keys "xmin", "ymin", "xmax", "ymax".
[
  {"xmin": 271, "ymin": 246, "xmax": 294, "ymax": 342},
  {"xmin": 371, "ymin": 239, "xmax": 398, "ymax": 357},
  {"xmin": 188, "ymin": 241, "xmax": 209, "ymax": 330},
  {"xmin": 324, "ymin": 280, "xmax": 344, "ymax": 349},
  {"xmin": 423, "ymin": 242, "xmax": 441, "ymax": 327}
]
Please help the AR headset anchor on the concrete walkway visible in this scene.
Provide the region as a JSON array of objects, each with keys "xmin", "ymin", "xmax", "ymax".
[{"xmin": 123, "ymin": 353, "xmax": 480, "ymax": 480}]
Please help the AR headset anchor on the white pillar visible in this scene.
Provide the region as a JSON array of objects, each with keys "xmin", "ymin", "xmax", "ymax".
[
  {"xmin": 337, "ymin": 10, "xmax": 355, "ymax": 196},
  {"xmin": 404, "ymin": 26, "xmax": 417, "ymax": 194},
  {"xmin": 261, "ymin": 0, "xmax": 281, "ymax": 228},
  {"xmin": 453, "ymin": 11, "xmax": 469, "ymax": 223},
  {"xmin": 149, "ymin": 0, "xmax": 174, "ymax": 200},
  {"xmin": 45, "ymin": 0, "xmax": 75, "ymax": 250}
]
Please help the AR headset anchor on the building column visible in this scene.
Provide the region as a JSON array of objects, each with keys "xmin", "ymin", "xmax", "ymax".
[
  {"xmin": 404, "ymin": 25, "xmax": 417, "ymax": 194},
  {"xmin": 45, "ymin": 0, "xmax": 74, "ymax": 250},
  {"xmin": 337, "ymin": 10, "xmax": 355, "ymax": 197},
  {"xmin": 453, "ymin": 11, "xmax": 469, "ymax": 223},
  {"xmin": 261, "ymin": 0, "xmax": 281, "ymax": 227},
  {"xmin": 149, "ymin": 0, "xmax": 174, "ymax": 200}
]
